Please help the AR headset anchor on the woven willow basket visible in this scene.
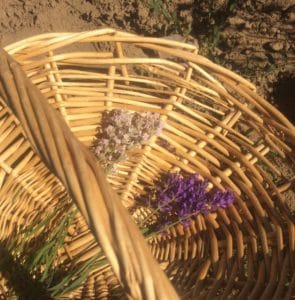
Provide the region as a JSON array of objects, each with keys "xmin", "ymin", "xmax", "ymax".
[{"xmin": 0, "ymin": 28, "xmax": 294, "ymax": 299}]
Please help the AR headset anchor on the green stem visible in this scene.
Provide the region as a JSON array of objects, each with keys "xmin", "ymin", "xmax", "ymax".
[{"xmin": 143, "ymin": 211, "xmax": 200, "ymax": 239}]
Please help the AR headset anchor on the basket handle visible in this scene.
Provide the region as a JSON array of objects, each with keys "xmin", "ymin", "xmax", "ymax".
[{"xmin": 0, "ymin": 49, "xmax": 179, "ymax": 300}]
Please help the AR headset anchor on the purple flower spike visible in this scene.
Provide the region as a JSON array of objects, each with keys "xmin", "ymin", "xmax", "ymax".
[{"xmin": 138, "ymin": 172, "xmax": 235, "ymax": 233}]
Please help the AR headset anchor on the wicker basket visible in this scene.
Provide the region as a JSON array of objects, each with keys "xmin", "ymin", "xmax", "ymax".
[{"xmin": 0, "ymin": 28, "xmax": 294, "ymax": 299}]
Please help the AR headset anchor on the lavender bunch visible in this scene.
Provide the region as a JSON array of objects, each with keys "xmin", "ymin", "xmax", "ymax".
[
  {"xmin": 139, "ymin": 172, "xmax": 234, "ymax": 232},
  {"xmin": 92, "ymin": 109, "xmax": 164, "ymax": 172}
]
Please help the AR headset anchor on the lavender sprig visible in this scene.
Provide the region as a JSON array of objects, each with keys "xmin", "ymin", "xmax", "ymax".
[
  {"xmin": 138, "ymin": 172, "xmax": 234, "ymax": 232},
  {"xmin": 92, "ymin": 109, "xmax": 164, "ymax": 172}
]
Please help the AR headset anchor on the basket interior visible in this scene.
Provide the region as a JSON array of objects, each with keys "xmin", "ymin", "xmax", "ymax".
[{"xmin": 0, "ymin": 29, "xmax": 294, "ymax": 299}]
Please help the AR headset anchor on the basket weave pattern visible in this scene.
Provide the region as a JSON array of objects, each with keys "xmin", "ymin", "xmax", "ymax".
[{"xmin": 0, "ymin": 28, "xmax": 294, "ymax": 299}]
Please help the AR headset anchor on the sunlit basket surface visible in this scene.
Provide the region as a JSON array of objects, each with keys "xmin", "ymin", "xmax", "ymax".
[{"xmin": 0, "ymin": 28, "xmax": 294, "ymax": 299}]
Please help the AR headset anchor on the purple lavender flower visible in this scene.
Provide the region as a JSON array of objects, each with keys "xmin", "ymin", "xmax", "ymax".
[
  {"xmin": 91, "ymin": 109, "xmax": 164, "ymax": 172},
  {"xmin": 138, "ymin": 172, "xmax": 234, "ymax": 232}
]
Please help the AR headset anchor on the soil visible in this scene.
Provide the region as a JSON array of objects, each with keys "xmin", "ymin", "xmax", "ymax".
[{"xmin": 0, "ymin": 0, "xmax": 294, "ymax": 209}]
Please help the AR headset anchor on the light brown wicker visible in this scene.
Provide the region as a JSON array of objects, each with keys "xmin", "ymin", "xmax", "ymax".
[{"xmin": 0, "ymin": 28, "xmax": 294, "ymax": 299}]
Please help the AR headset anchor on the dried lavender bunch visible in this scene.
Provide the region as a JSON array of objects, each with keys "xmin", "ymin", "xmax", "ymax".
[
  {"xmin": 92, "ymin": 109, "xmax": 164, "ymax": 172},
  {"xmin": 139, "ymin": 172, "xmax": 234, "ymax": 232}
]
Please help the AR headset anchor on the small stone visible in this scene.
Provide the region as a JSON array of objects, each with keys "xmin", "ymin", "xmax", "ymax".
[
  {"xmin": 214, "ymin": 47, "xmax": 223, "ymax": 56},
  {"xmin": 269, "ymin": 42, "xmax": 284, "ymax": 52},
  {"xmin": 228, "ymin": 16, "xmax": 245, "ymax": 26},
  {"xmin": 244, "ymin": 22, "xmax": 251, "ymax": 29},
  {"xmin": 212, "ymin": 0, "xmax": 227, "ymax": 10}
]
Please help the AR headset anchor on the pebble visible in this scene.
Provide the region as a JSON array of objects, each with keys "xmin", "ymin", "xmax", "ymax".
[
  {"xmin": 228, "ymin": 16, "xmax": 245, "ymax": 26},
  {"xmin": 269, "ymin": 42, "xmax": 284, "ymax": 51},
  {"xmin": 244, "ymin": 22, "xmax": 251, "ymax": 29},
  {"xmin": 214, "ymin": 47, "xmax": 223, "ymax": 56}
]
